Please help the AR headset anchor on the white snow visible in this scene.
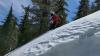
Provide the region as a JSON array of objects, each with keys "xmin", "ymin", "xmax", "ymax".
[{"xmin": 5, "ymin": 11, "xmax": 100, "ymax": 56}]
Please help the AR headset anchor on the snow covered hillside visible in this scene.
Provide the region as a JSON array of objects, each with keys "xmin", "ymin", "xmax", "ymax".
[{"xmin": 5, "ymin": 10, "xmax": 100, "ymax": 56}]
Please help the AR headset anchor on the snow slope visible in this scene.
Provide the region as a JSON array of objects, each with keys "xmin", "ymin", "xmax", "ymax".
[{"xmin": 5, "ymin": 11, "xmax": 100, "ymax": 56}]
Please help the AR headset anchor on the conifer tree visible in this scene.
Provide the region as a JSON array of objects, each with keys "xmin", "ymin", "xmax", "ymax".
[
  {"xmin": 31, "ymin": 0, "xmax": 67, "ymax": 34},
  {"xmin": 55, "ymin": 0, "xmax": 67, "ymax": 25},
  {"xmin": 89, "ymin": 2, "xmax": 96, "ymax": 13},
  {"xmin": 18, "ymin": 6, "xmax": 32, "ymax": 46},
  {"xmin": 95, "ymin": 0, "xmax": 100, "ymax": 11},
  {"xmin": 32, "ymin": 0, "xmax": 50, "ymax": 34},
  {"xmin": 39, "ymin": 0, "xmax": 50, "ymax": 33},
  {"xmin": 0, "ymin": 6, "xmax": 18, "ymax": 55},
  {"xmin": 74, "ymin": 0, "xmax": 89, "ymax": 20}
]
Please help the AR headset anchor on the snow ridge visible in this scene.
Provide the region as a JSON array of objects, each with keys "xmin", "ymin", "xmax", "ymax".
[{"xmin": 5, "ymin": 11, "xmax": 100, "ymax": 56}]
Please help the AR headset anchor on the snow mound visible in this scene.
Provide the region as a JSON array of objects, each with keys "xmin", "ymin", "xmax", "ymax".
[{"xmin": 5, "ymin": 11, "xmax": 100, "ymax": 56}]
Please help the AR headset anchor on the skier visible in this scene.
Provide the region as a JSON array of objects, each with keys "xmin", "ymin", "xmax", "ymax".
[
  {"xmin": 49, "ymin": 12, "xmax": 61, "ymax": 29},
  {"xmin": 42, "ymin": 0, "xmax": 50, "ymax": 5}
]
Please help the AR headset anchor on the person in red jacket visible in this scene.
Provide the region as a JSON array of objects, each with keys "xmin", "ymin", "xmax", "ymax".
[{"xmin": 49, "ymin": 12, "xmax": 61, "ymax": 29}]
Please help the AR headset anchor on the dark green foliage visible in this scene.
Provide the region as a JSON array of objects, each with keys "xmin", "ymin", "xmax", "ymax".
[
  {"xmin": 18, "ymin": 6, "xmax": 33, "ymax": 46},
  {"xmin": 95, "ymin": 0, "xmax": 100, "ymax": 11},
  {"xmin": 39, "ymin": 14, "xmax": 49, "ymax": 34},
  {"xmin": 18, "ymin": 1, "xmax": 50, "ymax": 46},
  {"xmin": 0, "ymin": 0, "xmax": 67, "ymax": 55},
  {"xmin": 89, "ymin": 2, "xmax": 96, "ymax": 14},
  {"xmin": 0, "ymin": 6, "xmax": 18, "ymax": 55},
  {"xmin": 32, "ymin": 0, "xmax": 50, "ymax": 33},
  {"xmin": 74, "ymin": 0, "xmax": 89, "ymax": 20},
  {"xmin": 56, "ymin": 0, "xmax": 67, "ymax": 25},
  {"xmin": 32, "ymin": 0, "xmax": 67, "ymax": 26}
]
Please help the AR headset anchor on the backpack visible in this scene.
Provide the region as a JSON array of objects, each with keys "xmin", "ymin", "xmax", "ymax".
[{"xmin": 51, "ymin": 15, "xmax": 61, "ymax": 26}]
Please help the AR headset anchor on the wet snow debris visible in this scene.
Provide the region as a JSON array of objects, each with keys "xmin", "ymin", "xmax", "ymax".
[
  {"xmin": 38, "ymin": 41, "xmax": 49, "ymax": 44},
  {"xmin": 50, "ymin": 40, "xmax": 61, "ymax": 44},
  {"xmin": 56, "ymin": 37, "xmax": 68, "ymax": 42},
  {"xmin": 48, "ymin": 42, "xmax": 57, "ymax": 46},
  {"xmin": 24, "ymin": 48, "xmax": 30, "ymax": 53},
  {"xmin": 57, "ymin": 38, "xmax": 74, "ymax": 43},
  {"xmin": 67, "ymin": 26, "xmax": 85, "ymax": 30},
  {"xmin": 97, "ymin": 23, "xmax": 100, "ymax": 26},
  {"xmin": 61, "ymin": 30, "xmax": 73, "ymax": 34},
  {"xmin": 38, "ymin": 42, "xmax": 52, "ymax": 48},
  {"xmin": 50, "ymin": 35, "xmax": 59, "ymax": 40},
  {"xmin": 23, "ymin": 52, "xmax": 35, "ymax": 56},
  {"xmin": 64, "ymin": 30, "xmax": 75, "ymax": 34},
  {"xmin": 56, "ymin": 34, "xmax": 70, "ymax": 38},
  {"xmin": 55, "ymin": 39, "xmax": 66, "ymax": 43},
  {"xmin": 32, "ymin": 43, "xmax": 54, "ymax": 55},
  {"xmin": 85, "ymin": 28, "xmax": 95, "ymax": 36},
  {"xmin": 23, "ymin": 45, "xmax": 42, "ymax": 54},
  {"xmin": 23, "ymin": 43, "xmax": 50, "ymax": 56},
  {"xmin": 57, "ymin": 32, "xmax": 71, "ymax": 36},
  {"xmin": 81, "ymin": 21, "xmax": 93, "ymax": 25},
  {"xmin": 56, "ymin": 35, "xmax": 79, "ymax": 42},
  {"xmin": 53, "ymin": 37, "xmax": 74, "ymax": 43},
  {"xmin": 68, "ymin": 35, "xmax": 80, "ymax": 39}
]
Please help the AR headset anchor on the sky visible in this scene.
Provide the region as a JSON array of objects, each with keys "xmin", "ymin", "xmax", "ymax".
[
  {"xmin": 65, "ymin": 0, "xmax": 80, "ymax": 22},
  {"xmin": 65, "ymin": 0, "xmax": 95, "ymax": 22},
  {"xmin": 0, "ymin": 0, "xmax": 32, "ymax": 25},
  {"xmin": 0, "ymin": 0, "xmax": 95, "ymax": 25}
]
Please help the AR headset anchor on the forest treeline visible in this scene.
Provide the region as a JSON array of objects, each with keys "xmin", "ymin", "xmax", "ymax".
[{"xmin": 0, "ymin": 0, "xmax": 100, "ymax": 55}]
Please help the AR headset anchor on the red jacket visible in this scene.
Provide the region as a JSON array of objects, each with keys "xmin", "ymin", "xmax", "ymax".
[{"xmin": 51, "ymin": 15, "xmax": 61, "ymax": 25}]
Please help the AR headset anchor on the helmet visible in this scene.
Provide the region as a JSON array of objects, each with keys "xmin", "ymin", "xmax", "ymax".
[{"xmin": 50, "ymin": 11, "xmax": 55, "ymax": 15}]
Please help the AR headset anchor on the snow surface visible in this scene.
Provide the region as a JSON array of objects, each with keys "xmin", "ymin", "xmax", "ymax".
[{"xmin": 5, "ymin": 11, "xmax": 100, "ymax": 56}]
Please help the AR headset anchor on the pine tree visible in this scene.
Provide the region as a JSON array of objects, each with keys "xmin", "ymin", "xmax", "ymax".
[
  {"xmin": 40, "ymin": 0, "xmax": 50, "ymax": 33},
  {"xmin": 74, "ymin": 0, "xmax": 89, "ymax": 20},
  {"xmin": 95, "ymin": 0, "xmax": 100, "ymax": 11},
  {"xmin": 18, "ymin": 6, "xmax": 32, "ymax": 46},
  {"xmin": 55, "ymin": 0, "xmax": 67, "ymax": 25},
  {"xmin": 89, "ymin": 2, "xmax": 96, "ymax": 13},
  {"xmin": 31, "ymin": 0, "xmax": 67, "ymax": 34},
  {"xmin": 0, "ymin": 6, "xmax": 18, "ymax": 55},
  {"xmin": 32, "ymin": 0, "xmax": 50, "ymax": 34}
]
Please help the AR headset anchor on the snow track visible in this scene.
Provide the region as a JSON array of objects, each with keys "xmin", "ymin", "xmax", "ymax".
[{"xmin": 5, "ymin": 11, "xmax": 100, "ymax": 56}]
